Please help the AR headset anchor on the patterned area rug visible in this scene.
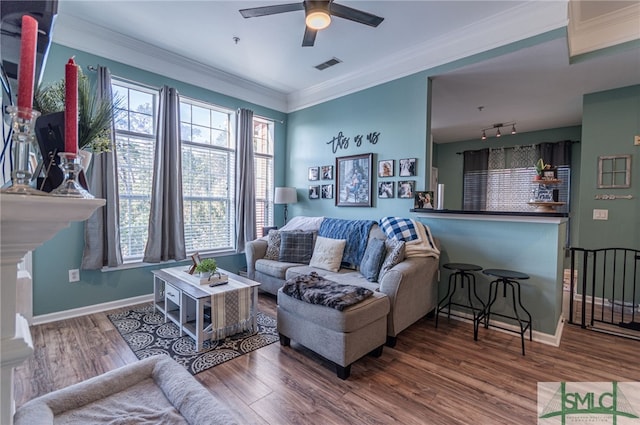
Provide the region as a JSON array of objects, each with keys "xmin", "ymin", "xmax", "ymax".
[{"xmin": 108, "ymin": 303, "xmax": 279, "ymax": 375}]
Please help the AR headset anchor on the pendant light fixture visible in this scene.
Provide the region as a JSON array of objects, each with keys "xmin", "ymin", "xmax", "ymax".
[{"xmin": 480, "ymin": 122, "xmax": 517, "ymax": 140}]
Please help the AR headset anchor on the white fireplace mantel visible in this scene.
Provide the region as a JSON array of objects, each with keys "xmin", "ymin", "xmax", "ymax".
[{"xmin": 1, "ymin": 194, "xmax": 105, "ymax": 425}]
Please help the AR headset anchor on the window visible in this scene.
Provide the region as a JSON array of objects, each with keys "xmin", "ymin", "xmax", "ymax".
[
  {"xmin": 253, "ymin": 117, "xmax": 274, "ymax": 237},
  {"xmin": 463, "ymin": 144, "xmax": 570, "ymax": 214},
  {"xmin": 180, "ymin": 98, "xmax": 235, "ymax": 254},
  {"xmin": 112, "ymin": 81, "xmax": 157, "ymax": 261},
  {"xmin": 112, "ymin": 80, "xmax": 271, "ymax": 262}
]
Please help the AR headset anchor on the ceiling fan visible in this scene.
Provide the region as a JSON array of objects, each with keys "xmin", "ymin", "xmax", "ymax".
[{"xmin": 239, "ymin": 0, "xmax": 384, "ymax": 47}]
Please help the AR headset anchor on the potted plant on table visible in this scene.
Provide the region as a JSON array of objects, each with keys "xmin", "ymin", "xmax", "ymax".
[{"xmin": 195, "ymin": 258, "xmax": 228, "ymax": 286}]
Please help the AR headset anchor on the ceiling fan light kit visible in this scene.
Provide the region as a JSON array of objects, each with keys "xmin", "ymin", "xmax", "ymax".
[{"xmin": 239, "ymin": 0, "xmax": 383, "ymax": 47}]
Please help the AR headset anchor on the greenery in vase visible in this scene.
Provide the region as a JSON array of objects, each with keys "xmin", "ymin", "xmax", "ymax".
[
  {"xmin": 33, "ymin": 67, "xmax": 123, "ymax": 153},
  {"xmin": 195, "ymin": 258, "xmax": 218, "ymax": 278}
]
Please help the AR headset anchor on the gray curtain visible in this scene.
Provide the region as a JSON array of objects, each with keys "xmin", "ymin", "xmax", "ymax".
[
  {"xmin": 81, "ymin": 66, "xmax": 123, "ymax": 269},
  {"xmin": 462, "ymin": 148, "xmax": 489, "ymax": 211},
  {"xmin": 143, "ymin": 86, "xmax": 186, "ymax": 262},
  {"xmin": 235, "ymin": 108, "xmax": 256, "ymax": 253}
]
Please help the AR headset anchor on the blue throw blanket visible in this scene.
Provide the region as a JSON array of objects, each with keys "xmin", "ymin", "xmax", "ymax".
[{"xmin": 319, "ymin": 218, "xmax": 375, "ymax": 269}]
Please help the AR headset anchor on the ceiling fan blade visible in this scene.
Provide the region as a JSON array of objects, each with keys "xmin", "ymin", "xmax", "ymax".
[
  {"xmin": 302, "ymin": 27, "xmax": 317, "ymax": 47},
  {"xmin": 329, "ymin": 3, "xmax": 384, "ymax": 27},
  {"xmin": 240, "ymin": 2, "xmax": 304, "ymax": 18}
]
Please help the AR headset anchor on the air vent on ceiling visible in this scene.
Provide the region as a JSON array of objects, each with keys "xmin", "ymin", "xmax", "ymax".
[{"xmin": 314, "ymin": 57, "xmax": 342, "ymax": 71}]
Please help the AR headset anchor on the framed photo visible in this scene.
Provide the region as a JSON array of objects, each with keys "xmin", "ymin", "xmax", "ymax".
[
  {"xmin": 308, "ymin": 166, "xmax": 319, "ymax": 181},
  {"xmin": 378, "ymin": 159, "xmax": 394, "ymax": 177},
  {"xmin": 321, "ymin": 165, "xmax": 333, "ymax": 180},
  {"xmin": 336, "ymin": 153, "xmax": 373, "ymax": 207},
  {"xmin": 321, "ymin": 184, "xmax": 333, "ymax": 199},
  {"xmin": 414, "ymin": 191, "xmax": 434, "ymax": 209},
  {"xmin": 188, "ymin": 252, "xmax": 201, "ymax": 274},
  {"xmin": 399, "ymin": 158, "xmax": 416, "ymax": 177},
  {"xmin": 378, "ymin": 181, "xmax": 395, "ymax": 198},
  {"xmin": 309, "ymin": 185, "xmax": 320, "ymax": 199},
  {"xmin": 398, "ymin": 180, "xmax": 415, "ymax": 198}
]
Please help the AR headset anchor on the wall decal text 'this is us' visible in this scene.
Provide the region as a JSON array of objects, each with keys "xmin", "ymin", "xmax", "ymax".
[{"xmin": 327, "ymin": 131, "xmax": 381, "ymax": 153}]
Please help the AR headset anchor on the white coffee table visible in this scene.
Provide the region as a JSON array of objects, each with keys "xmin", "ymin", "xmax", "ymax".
[{"xmin": 152, "ymin": 266, "xmax": 260, "ymax": 350}]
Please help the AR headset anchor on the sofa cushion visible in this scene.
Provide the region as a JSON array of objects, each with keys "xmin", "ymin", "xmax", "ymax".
[
  {"xmin": 264, "ymin": 229, "xmax": 282, "ymax": 260},
  {"xmin": 359, "ymin": 238, "xmax": 386, "ymax": 282},
  {"xmin": 279, "ymin": 231, "xmax": 314, "ymax": 263},
  {"xmin": 379, "ymin": 239, "xmax": 406, "ymax": 281},
  {"xmin": 255, "ymin": 259, "xmax": 300, "ymax": 280},
  {"xmin": 309, "ymin": 236, "xmax": 346, "ymax": 272}
]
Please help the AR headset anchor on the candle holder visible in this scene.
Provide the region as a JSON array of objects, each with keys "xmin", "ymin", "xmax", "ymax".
[
  {"xmin": 2, "ymin": 106, "xmax": 46, "ymax": 195},
  {"xmin": 50, "ymin": 152, "xmax": 94, "ymax": 199}
]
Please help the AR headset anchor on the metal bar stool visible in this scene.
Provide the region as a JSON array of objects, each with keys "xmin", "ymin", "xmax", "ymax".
[
  {"xmin": 436, "ymin": 263, "xmax": 485, "ymax": 331},
  {"xmin": 475, "ymin": 268, "xmax": 532, "ymax": 355}
]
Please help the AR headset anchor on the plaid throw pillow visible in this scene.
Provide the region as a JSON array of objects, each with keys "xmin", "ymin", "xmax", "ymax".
[
  {"xmin": 379, "ymin": 217, "xmax": 418, "ymax": 241},
  {"xmin": 279, "ymin": 231, "xmax": 314, "ymax": 264}
]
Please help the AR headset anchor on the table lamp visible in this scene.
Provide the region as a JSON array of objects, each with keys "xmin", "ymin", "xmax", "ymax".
[{"xmin": 274, "ymin": 187, "xmax": 297, "ymax": 224}]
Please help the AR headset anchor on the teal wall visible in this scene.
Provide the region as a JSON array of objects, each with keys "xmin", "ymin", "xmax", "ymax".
[
  {"xmin": 287, "ymin": 73, "xmax": 431, "ymax": 220},
  {"xmin": 576, "ymin": 85, "xmax": 640, "ymax": 250},
  {"xmin": 32, "ymin": 44, "xmax": 287, "ymax": 316}
]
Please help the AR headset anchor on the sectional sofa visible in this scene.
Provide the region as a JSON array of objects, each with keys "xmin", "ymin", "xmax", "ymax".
[{"xmin": 245, "ymin": 216, "xmax": 441, "ymax": 344}]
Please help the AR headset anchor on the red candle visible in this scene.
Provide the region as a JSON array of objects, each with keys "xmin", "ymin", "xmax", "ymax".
[
  {"xmin": 17, "ymin": 15, "xmax": 38, "ymax": 110},
  {"xmin": 65, "ymin": 58, "xmax": 78, "ymax": 154}
]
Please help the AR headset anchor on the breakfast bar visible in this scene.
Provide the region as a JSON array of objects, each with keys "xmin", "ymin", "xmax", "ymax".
[{"xmin": 413, "ymin": 209, "xmax": 568, "ymax": 345}]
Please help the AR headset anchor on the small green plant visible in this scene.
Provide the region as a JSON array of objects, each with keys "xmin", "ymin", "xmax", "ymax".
[
  {"xmin": 195, "ymin": 258, "xmax": 218, "ymax": 278},
  {"xmin": 534, "ymin": 158, "xmax": 549, "ymax": 177}
]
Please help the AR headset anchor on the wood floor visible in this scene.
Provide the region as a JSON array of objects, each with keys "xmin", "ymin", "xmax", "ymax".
[{"xmin": 14, "ymin": 293, "xmax": 640, "ymax": 424}]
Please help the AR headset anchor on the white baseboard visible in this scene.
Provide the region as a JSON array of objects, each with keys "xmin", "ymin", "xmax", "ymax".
[
  {"xmin": 32, "ymin": 294, "xmax": 154, "ymax": 325},
  {"xmin": 437, "ymin": 310, "xmax": 564, "ymax": 347}
]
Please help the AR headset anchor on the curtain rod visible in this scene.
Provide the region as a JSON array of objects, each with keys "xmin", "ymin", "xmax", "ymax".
[{"xmin": 455, "ymin": 140, "xmax": 580, "ymax": 155}]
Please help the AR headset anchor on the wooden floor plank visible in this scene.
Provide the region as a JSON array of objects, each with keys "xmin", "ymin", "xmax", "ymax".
[{"xmin": 13, "ymin": 294, "xmax": 640, "ymax": 424}]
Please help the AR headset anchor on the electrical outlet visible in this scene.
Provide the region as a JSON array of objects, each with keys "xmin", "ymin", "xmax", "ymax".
[
  {"xmin": 69, "ymin": 269, "xmax": 80, "ymax": 282},
  {"xmin": 593, "ymin": 209, "xmax": 608, "ymax": 220}
]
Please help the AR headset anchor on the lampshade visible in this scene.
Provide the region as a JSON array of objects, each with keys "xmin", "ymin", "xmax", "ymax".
[
  {"xmin": 306, "ymin": 9, "xmax": 331, "ymax": 30},
  {"xmin": 274, "ymin": 187, "xmax": 298, "ymax": 204}
]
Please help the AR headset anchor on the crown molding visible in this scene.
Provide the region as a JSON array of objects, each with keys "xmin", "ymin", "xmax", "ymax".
[
  {"xmin": 51, "ymin": 14, "xmax": 289, "ymax": 112},
  {"xmin": 568, "ymin": 1, "xmax": 640, "ymax": 57},
  {"xmin": 51, "ymin": 2, "xmax": 568, "ymax": 115},
  {"xmin": 287, "ymin": 1, "xmax": 568, "ymax": 112}
]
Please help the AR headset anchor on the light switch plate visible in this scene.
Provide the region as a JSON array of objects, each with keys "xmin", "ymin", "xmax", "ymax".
[
  {"xmin": 635, "ymin": 135, "xmax": 640, "ymax": 146},
  {"xmin": 593, "ymin": 209, "xmax": 608, "ymax": 220}
]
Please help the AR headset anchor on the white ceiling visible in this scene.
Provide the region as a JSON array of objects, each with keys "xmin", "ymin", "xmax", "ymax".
[{"xmin": 52, "ymin": 0, "xmax": 640, "ymax": 143}]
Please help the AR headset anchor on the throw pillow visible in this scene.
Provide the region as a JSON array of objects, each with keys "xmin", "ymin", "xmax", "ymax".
[
  {"xmin": 378, "ymin": 239, "xmax": 406, "ymax": 281},
  {"xmin": 309, "ymin": 236, "xmax": 347, "ymax": 272},
  {"xmin": 279, "ymin": 231, "xmax": 314, "ymax": 264},
  {"xmin": 359, "ymin": 238, "xmax": 387, "ymax": 282},
  {"xmin": 264, "ymin": 229, "xmax": 281, "ymax": 260}
]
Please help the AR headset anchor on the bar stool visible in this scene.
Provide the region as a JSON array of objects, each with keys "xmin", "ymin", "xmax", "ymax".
[
  {"xmin": 435, "ymin": 263, "xmax": 485, "ymax": 331},
  {"xmin": 475, "ymin": 269, "xmax": 532, "ymax": 355}
]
